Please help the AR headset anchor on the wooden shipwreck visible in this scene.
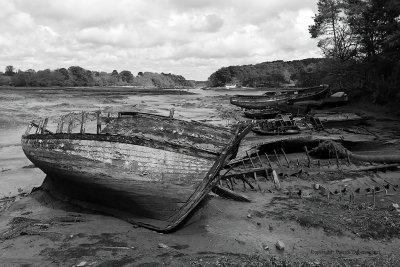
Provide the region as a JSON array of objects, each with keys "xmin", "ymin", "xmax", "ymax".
[
  {"xmin": 21, "ymin": 111, "xmax": 252, "ymax": 232},
  {"xmin": 230, "ymin": 85, "xmax": 330, "ymax": 110}
]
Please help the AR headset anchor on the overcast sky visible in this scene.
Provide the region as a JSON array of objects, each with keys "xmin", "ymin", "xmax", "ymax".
[{"xmin": 0, "ymin": 0, "xmax": 321, "ymax": 80}]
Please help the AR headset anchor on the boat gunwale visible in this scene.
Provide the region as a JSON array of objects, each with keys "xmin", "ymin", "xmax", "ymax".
[
  {"xmin": 111, "ymin": 111, "xmax": 237, "ymax": 133},
  {"xmin": 22, "ymin": 132, "xmax": 221, "ymax": 159}
]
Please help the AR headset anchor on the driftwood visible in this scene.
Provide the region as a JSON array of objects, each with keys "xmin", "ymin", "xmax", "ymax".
[
  {"xmin": 348, "ymin": 164, "xmax": 399, "ymax": 172},
  {"xmin": 212, "ymin": 186, "xmax": 251, "ymax": 202},
  {"xmin": 30, "ymin": 122, "xmax": 53, "ymax": 134},
  {"xmin": 312, "ymin": 140, "xmax": 400, "ymax": 164},
  {"xmin": 272, "ymin": 170, "xmax": 281, "ymax": 190},
  {"xmin": 351, "ymin": 153, "xmax": 400, "ymax": 164}
]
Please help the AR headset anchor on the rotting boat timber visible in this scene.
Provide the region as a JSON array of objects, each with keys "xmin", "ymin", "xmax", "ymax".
[
  {"xmin": 230, "ymin": 85, "xmax": 330, "ymax": 110},
  {"xmin": 21, "ymin": 112, "xmax": 252, "ymax": 232},
  {"xmin": 286, "ymin": 84, "xmax": 331, "ymax": 104},
  {"xmin": 230, "ymin": 94, "xmax": 289, "ymax": 110},
  {"xmin": 243, "ymin": 108, "xmax": 280, "ymax": 119}
]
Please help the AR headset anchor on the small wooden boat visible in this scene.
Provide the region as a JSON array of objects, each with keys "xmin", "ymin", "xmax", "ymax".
[
  {"xmin": 252, "ymin": 126, "xmax": 300, "ymax": 135},
  {"xmin": 287, "ymin": 84, "xmax": 331, "ymax": 104},
  {"xmin": 251, "ymin": 114, "xmax": 300, "ymax": 135},
  {"xmin": 21, "ymin": 112, "xmax": 252, "ymax": 232},
  {"xmin": 230, "ymin": 85, "xmax": 329, "ymax": 110},
  {"xmin": 230, "ymin": 94, "xmax": 288, "ymax": 109},
  {"xmin": 321, "ymin": 92, "xmax": 348, "ymax": 107},
  {"xmin": 312, "ymin": 112, "xmax": 369, "ymax": 128},
  {"xmin": 285, "ymin": 91, "xmax": 348, "ymax": 112},
  {"xmin": 243, "ymin": 108, "xmax": 280, "ymax": 119}
]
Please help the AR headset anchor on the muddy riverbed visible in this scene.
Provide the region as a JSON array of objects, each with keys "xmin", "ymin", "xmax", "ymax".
[{"xmin": 1, "ymin": 87, "xmax": 400, "ymax": 266}]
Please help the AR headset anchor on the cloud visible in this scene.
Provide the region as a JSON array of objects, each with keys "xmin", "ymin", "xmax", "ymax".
[{"xmin": 0, "ymin": 0, "xmax": 321, "ymax": 80}]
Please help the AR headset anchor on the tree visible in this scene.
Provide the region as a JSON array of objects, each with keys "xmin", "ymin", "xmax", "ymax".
[
  {"xmin": 111, "ymin": 70, "xmax": 119, "ymax": 77},
  {"xmin": 120, "ymin": 70, "xmax": 134, "ymax": 83},
  {"xmin": 345, "ymin": 0, "xmax": 400, "ymax": 59},
  {"xmin": 0, "ymin": 75, "xmax": 11, "ymax": 85},
  {"xmin": 56, "ymin": 68, "xmax": 69, "ymax": 80},
  {"xmin": 68, "ymin": 66, "xmax": 95, "ymax": 86},
  {"xmin": 12, "ymin": 70, "xmax": 30, "ymax": 86},
  {"xmin": 207, "ymin": 67, "xmax": 232, "ymax": 87},
  {"xmin": 309, "ymin": 0, "xmax": 358, "ymax": 61},
  {"xmin": 5, "ymin": 65, "xmax": 15, "ymax": 76}
]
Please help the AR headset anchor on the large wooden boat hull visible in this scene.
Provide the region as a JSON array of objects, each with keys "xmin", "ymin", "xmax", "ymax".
[{"xmin": 21, "ymin": 113, "xmax": 252, "ymax": 231}]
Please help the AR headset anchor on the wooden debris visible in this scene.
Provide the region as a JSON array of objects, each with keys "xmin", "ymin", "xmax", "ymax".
[
  {"xmin": 273, "ymin": 149, "xmax": 281, "ymax": 167},
  {"xmin": 41, "ymin": 118, "xmax": 48, "ymax": 134},
  {"xmin": 349, "ymin": 164, "xmax": 399, "ymax": 173},
  {"xmin": 272, "ymin": 170, "xmax": 281, "ymax": 190},
  {"xmin": 80, "ymin": 111, "xmax": 86, "ymax": 134},
  {"xmin": 67, "ymin": 118, "xmax": 73, "ymax": 133},
  {"xmin": 281, "ymin": 148, "xmax": 290, "ymax": 167},
  {"xmin": 25, "ymin": 124, "xmax": 33, "ymax": 136},
  {"xmin": 212, "ymin": 185, "xmax": 251, "ymax": 202},
  {"xmin": 265, "ymin": 153, "xmax": 272, "ymax": 167},
  {"xmin": 256, "ymin": 151, "xmax": 263, "ymax": 166},
  {"xmin": 96, "ymin": 111, "xmax": 102, "ymax": 134},
  {"xmin": 334, "ymin": 146, "xmax": 340, "ymax": 168},
  {"xmin": 246, "ymin": 151, "xmax": 256, "ymax": 168},
  {"xmin": 304, "ymin": 146, "xmax": 311, "ymax": 167},
  {"xmin": 241, "ymin": 175, "xmax": 255, "ymax": 189},
  {"xmin": 56, "ymin": 116, "xmax": 64, "ymax": 133}
]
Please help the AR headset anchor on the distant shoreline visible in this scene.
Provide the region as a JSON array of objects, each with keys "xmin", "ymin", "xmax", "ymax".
[{"xmin": 0, "ymin": 86, "xmax": 197, "ymax": 95}]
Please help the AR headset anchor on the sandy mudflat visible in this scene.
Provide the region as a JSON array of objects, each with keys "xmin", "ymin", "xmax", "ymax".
[{"xmin": 1, "ymin": 87, "xmax": 400, "ymax": 266}]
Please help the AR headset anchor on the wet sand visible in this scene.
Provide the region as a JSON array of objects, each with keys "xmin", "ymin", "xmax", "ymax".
[{"xmin": 1, "ymin": 87, "xmax": 400, "ymax": 266}]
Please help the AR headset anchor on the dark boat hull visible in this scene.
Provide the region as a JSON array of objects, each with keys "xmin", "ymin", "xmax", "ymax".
[
  {"xmin": 287, "ymin": 85, "xmax": 331, "ymax": 104},
  {"xmin": 243, "ymin": 109, "xmax": 280, "ymax": 119},
  {"xmin": 252, "ymin": 127, "xmax": 300, "ymax": 136},
  {"xmin": 21, "ymin": 114, "xmax": 252, "ymax": 232},
  {"xmin": 230, "ymin": 97, "xmax": 288, "ymax": 109},
  {"xmin": 230, "ymin": 85, "xmax": 330, "ymax": 110}
]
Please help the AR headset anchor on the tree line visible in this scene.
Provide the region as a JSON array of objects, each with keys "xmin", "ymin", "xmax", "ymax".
[
  {"xmin": 207, "ymin": 59, "xmax": 329, "ymax": 88},
  {"xmin": 0, "ymin": 65, "xmax": 194, "ymax": 88}
]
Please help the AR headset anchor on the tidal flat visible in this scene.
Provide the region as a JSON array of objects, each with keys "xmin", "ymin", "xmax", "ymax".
[{"xmin": 1, "ymin": 86, "xmax": 400, "ymax": 266}]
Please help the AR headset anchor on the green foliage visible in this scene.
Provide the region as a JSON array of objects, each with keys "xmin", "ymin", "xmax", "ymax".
[
  {"xmin": 111, "ymin": 70, "xmax": 119, "ymax": 78},
  {"xmin": 309, "ymin": 0, "xmax": 358, "ymax": 61},
  {"xmin": 0, "ymin": 74, "xmax": 11, "ymax": 85},
  {"xmin": 207, "ymin": 59, "xmax": 327, "ymax": 88},
  {"xmin": 309, "ymin": 0, "xmax": 400, "ymax": 102},
  {"xmin": 2, "ymin": 66, "xmax": 193, "ymax": 88},
  {"xmin": 311, "ymin": 0, "xmax": 400, "ymax": 61},
  {"xmin": 4, "ymin": 66, "xmax": 15, "ymax": 76},
  {"xmin": 68, "ymin": 66, "xmax": 95, "ymax": 86},
  {"xmin": 119, "ymin": 70, "xmax": 134, "ymax": 83}
]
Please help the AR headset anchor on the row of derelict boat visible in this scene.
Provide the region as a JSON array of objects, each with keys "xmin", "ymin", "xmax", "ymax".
[
  {"xmin": 229, "ymin": 84, "xmax": 348, "ymax": 110},
  {"xmin": 229, "ymin": 84, "xmax": 354, "ymax": 136}
]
